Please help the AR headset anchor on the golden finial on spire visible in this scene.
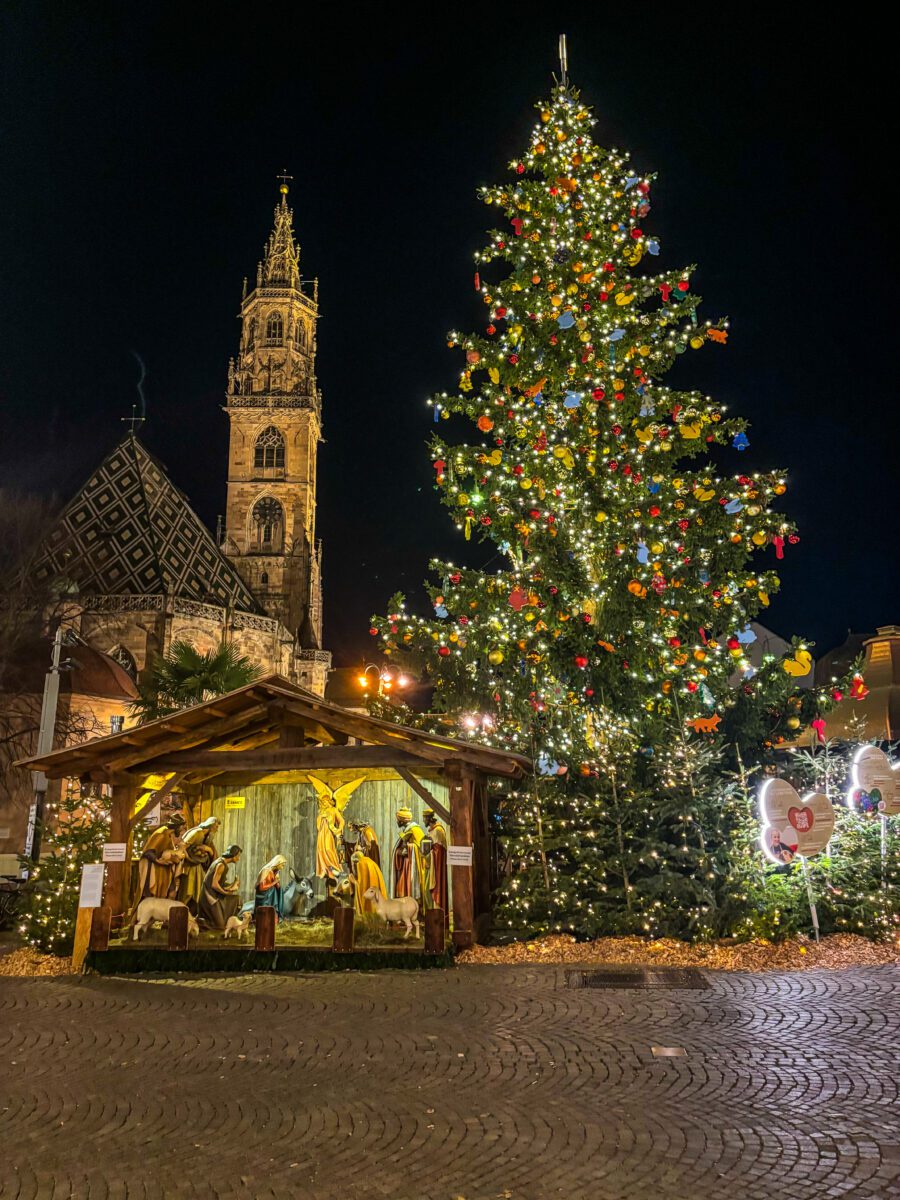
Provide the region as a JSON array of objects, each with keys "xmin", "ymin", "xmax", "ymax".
[{"xmin": 277, "ymin": 169, "xmax": 293, "ymax": 199}]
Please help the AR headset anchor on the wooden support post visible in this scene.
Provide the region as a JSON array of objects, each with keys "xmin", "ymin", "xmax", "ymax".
[
  {"xmin": 449, "ymin": 767, "xmax": 475, "ymax": 950},
  {"xmin": 104, "ymin": 782, "xmax": 135, "ymax": 918},
  {"xmin": 72, "ymin": 908, "xmax": 97, "ymax": 973},
  {"xmin": 89, "ymin": 906, "xmax": 111, "ymax": 951},
  {"xmin": 332, "ymin": 906, "xmax": 354, "ymax": 952},
  {"xmin": 167, "ymin": 904, "xmax": 189, "ymax": 950},
  {"xmin": 424, "ymin": 907, "xmax": 445, "ymax": 954},
  {"xmin": 255, "ymin": 905, "xmax": 276, "ymax": 951}
]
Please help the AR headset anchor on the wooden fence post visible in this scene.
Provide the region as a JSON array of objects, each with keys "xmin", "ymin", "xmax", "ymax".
[
  {"xmin": 424, "ymin": 907, "xmax": 445, "ymax": 954},
  {"xmin": 255, "ymin": 905, "xmax": 276, "ymax": 951},
  {"xmin": 167, "ymin": 904, "xmax": 189, "ymax": 950},
  {"xmin": 333, "ymin": 906, "xmax": 354, "ymax": 952}
]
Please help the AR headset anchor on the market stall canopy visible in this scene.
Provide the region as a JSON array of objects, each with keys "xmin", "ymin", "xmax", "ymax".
[{"xmin": 17, "ymin": 674, "xmax": 532, "ymax": 784}]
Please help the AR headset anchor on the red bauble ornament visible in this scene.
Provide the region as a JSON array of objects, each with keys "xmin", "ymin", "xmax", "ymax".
[
  {"xmin": 631, "ymin": 228, "xmax": 642, "ymax": 239},
  {"xmin": 574, "ymin": 655, "xmax": 589, "ymax": 669},
  {"xmin": 592, "ymin": 388, "xmax": 605, "ymax": 401},
  {"xmin": 677, "ymin": 280, "xmax": 690, "ymax": 292},
  {"xmin": 369, "ymin": 627, "xmax": 378, "ymax": 636},
  {"xmin": 438, "ymin": 645, "xmax": 451, "ymax": 657},
  {"xmin": 495, "ymin": 306, "xmax": 507, "ymax": 318},
  {"xmin": 449, "ymin": 572, "xmax": 461, "ymax": 584},
  {"xmin": 516, "ymin": 162, "xmax": 525, "ymax": 174}
]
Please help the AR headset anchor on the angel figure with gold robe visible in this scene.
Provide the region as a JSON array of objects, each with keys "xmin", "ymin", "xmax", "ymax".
[{"xmin": 309, "ymin": 775, "xmax": 365, "ymax": 881}]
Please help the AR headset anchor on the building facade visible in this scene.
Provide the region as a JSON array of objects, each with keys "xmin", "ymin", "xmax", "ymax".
[{"xmin": 32, "ymin": 184, "xmax": 330, "ymax": 697}]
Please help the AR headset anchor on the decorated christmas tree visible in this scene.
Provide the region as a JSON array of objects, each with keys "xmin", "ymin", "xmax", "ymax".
[
  {"xmin": 372, "ymin": 76, "xmax": 840, "ymax": 939},
  {"xmin": 18, "ymin": 781, "xmax": 110, "ymax": 955}
]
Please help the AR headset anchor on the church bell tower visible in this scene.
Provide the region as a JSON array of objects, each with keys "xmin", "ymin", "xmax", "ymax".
[{"xmin": 222, "ymin": 182, "xmax": 324, "ymax": 653}]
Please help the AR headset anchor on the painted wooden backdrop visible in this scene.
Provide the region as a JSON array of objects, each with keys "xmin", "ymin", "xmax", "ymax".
[{"xmin": 205, "ymin": 776, "xmax": 451, "ymax": 906}]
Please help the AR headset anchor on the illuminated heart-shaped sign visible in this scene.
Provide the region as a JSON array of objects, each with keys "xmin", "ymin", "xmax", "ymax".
[
  {"xmin": 760, "ymin": 778, "xmax": 834, "ymax": 864},
  {"xmin": 848, "ymin": 746, "xmax": 900, "ymax": 817}
]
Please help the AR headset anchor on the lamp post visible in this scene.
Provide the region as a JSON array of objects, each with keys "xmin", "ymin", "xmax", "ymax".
[{"xmin": 356, "ymin": 663, "xmax": 409, "ymax": 699}]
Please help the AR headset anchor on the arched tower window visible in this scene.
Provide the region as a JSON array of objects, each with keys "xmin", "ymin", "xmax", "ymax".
[
  {"xmin": 265, "ymin": 312, "xmax": 283, "ymax": 345},
  {"xmin": 251, "ymin": 498, "xmax": 284, "ymax": 552},
  {"xmin": 253, "ymin": 425, "xmax": 285, "ymax": 471},
  {"xmin": 294, "ymin": 322, "xmax": 305, "ymax": 350}
]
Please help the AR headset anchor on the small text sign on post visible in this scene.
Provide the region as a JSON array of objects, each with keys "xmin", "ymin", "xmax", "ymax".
[
  {"xmin": 78, "ymin": 863, "xmax": 105, "ymax": 908},
  {"xmin": 448, "ymin": 845, "xmax": 473, "ymax": 867},
  {"xmin": 225, "ymin": 796, "xmax": 246, "ymax": 810},
  {"xmin": 101, "ymin": 843, "xmax": 127, "ymax": 863}
]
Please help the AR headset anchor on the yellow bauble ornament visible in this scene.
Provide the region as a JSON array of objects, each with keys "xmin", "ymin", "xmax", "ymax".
[
  {"xmin": 519, "ymin": 478, "xmax": 532, "ymax": 489},
  {"xmin": 751, "ymin": 531, "xmax": 767, "ymax": 545},
  {"xmin": 774, "ymin": 484, "xmax": 786, "ymax": 495},
  {"xmin": 690, "ymin": 336, "xmax": 704, "ymax": 350},
  {"xmin": 787, "ymin": 716, "xmax": 801, "ymax": 730},
  {"xmin": 651, "ymin": 542, "xmax": 664, "ymax": 554},
  {"xmin": 541, "ymin": 110, "xmax": 551, "ymax": 122},
  {"xmin": 612, "ymin": 378, "xmax": 625, "ymax": 391},
  {"xmin": 456, "ymin": 493, "xmax": 469, "ymax": 506},
  {"xmin": 595, "ymin": 511, "xmax": 608, "ymax": 523},
  {"xmin": 488, "ymin": 649, "xmax": 504, "ymax": 666}
]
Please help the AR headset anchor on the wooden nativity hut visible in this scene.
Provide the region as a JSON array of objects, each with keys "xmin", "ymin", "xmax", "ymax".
[{"xmin": 21, "ymin": 676, "xmax": 531, "ymax": 948}]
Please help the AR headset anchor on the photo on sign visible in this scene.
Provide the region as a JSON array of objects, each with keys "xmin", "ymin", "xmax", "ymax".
[{"xmin": 759, "ymin": 778, "xmax": 834, "ymax": 865}]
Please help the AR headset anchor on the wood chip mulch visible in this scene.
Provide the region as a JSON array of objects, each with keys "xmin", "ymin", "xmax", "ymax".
[
  {"xmin": 0, "ymin": 948, "xmax": 75, "ymax": 977},
  {"xmin": 1, "ymin": 934, "xmax": 898, "ymax": 976},
  {"xmin": 458, "ymin": 933, "xmax": 900, "ymax": 972}
]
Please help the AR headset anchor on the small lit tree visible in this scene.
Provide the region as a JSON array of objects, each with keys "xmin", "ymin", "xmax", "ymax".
[{"xmin": 18, "ymin": 781, "xmax": 110, "ymax": 955}]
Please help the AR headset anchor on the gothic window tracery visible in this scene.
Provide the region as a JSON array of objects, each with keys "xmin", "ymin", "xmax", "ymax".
[
  {"xmin": 251, "ymin": 498, "xmax": 284, "ymax": 552},
  {"xmin": 246, "ymin": 318, "xmax": 257, "ymax": 350},
  {"xmin": 253, "ymin": 425, "xmax": 285, "ymax": 471},
  {"xmin": 265, "ymin": 312, "xmax": 284, "ymax": 345}
]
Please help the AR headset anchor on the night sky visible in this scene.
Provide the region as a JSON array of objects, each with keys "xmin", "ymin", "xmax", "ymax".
[{"xmin": 0, "ymin": 7, "xmax": 892, "ymax": 667}]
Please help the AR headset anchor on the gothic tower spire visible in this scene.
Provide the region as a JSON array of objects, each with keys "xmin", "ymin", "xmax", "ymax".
[
  {"xmin": 263, "ymin": 186, "xmax": 301, "ymax": 288},
  {"xmin": 221, "ymin": 179, "xmax": 328, "ymax": 693}
]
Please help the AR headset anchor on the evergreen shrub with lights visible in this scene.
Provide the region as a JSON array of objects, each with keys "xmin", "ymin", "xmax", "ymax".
[
  {"xmin": 18, "ymin": 782, "xmax": 110, "ymax": 955},
  {"xmin": 373, "ymin": 81, "xmax": 884, "ymax": 942}
]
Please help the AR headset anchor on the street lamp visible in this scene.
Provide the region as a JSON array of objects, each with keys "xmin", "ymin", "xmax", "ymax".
[{"xmin": 357, "ymin": 663, "xmax": 409, "ymax": 698}]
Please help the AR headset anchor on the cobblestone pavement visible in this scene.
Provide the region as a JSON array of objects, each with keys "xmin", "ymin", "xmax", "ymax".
[{"xmin": 1, "ymin": 965, "xmax": 898, "ymax": 1200}]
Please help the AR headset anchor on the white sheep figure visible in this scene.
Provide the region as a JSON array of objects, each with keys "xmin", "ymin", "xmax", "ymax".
[
  {"xmin": 223, "ymin": 911, "xmax": 252, "ymax": 940},
  {"xmin": 363, "ymin": 888, "xmax": 420, "ymax": 938}
]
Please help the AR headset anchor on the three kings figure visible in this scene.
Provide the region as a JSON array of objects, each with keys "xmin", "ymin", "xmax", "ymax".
[{"xmin": 392, "ymin": 807, "xmax": 448, "ymax": 916}]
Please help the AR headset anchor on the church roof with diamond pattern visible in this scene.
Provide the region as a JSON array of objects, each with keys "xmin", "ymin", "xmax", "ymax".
[{"xmin": 35, "ymin": 436, "xmax": 262, "ymax": 612}]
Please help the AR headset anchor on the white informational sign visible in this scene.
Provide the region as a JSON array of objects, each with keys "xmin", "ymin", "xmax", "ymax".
[
  {"xmin": 848, "ymin": 746, "xmax": 900, "ymax": 817},
  {"xmin": 225, "ymin": 795, "xmax": 246, "ymax": 810},
  {"xmin": 78, "ymin": 863, "xmax": 105, "ymax": 908},
  {"xmin": 448, "ymin": 845, "xmax": 473, "ymax": 867},
  {"xmin": 101, "ymin": 842, "xmax": 127, "ymax": 862},
  {"xmin": 759, "ymin": 779, "xmax": 834, "ymax": 865},
  {"xmin": 143, "ymin": 802, "xmax": 161, "ymax": 827}
]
